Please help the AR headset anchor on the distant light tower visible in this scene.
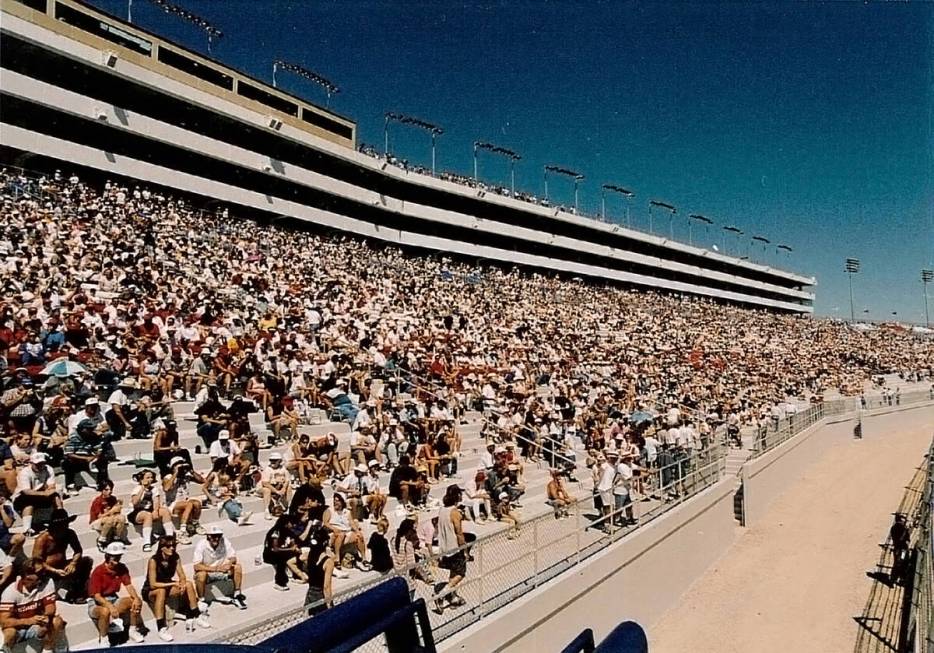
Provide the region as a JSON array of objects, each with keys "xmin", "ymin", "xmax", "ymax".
[
  {"xmin": 845, "ymin": 257, "xmax": 861, "ymax": 323},
  {"xmin": 922, "ymin": 269, "xmax": 933, "ymax": 326}
]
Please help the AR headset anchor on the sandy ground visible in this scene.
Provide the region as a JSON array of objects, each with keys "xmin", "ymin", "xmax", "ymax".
[{"xmin": 650, "ymin": 416, "xmax": 933, "ymax": 653}]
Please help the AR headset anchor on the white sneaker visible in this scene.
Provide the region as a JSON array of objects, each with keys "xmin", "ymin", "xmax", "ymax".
[
  {"xmin": 264, "ymin": 511, "xmax": 272, "ymax": 521},
  {"xmin": 196, "ymin": 615, "xmax": 211, "ymax": 629},
  {"xmin": 238, "ymin": 511, "xmax": 253, "ymax": 525},
  {"xmin": 197, "ymin": 599, "xmax": 209, "ymax": 614},
  {"xmin": 332, "ymin": 568, "xmax": 349, "ymax": 579},
  {"xmin": 128, "ymin": 626, "xmax": 145, "ymax": 643},
  {"xmin": 158, "ymin": 627, "xmax": 174, "ymax": 642},
  {"xmin": 185, "ymin": 619, "xmax": 195, "ymax": 633}
]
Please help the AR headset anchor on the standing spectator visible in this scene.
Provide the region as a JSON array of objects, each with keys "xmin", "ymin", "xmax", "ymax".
[
  {"xmin": 31, "ymin": 509, "xmax": 92, "ymax": 604},
  {"xmin": 610, "ymin": 451, "xmax": 635, "ymax": 527},
  {"xmin": 192, "ymin": 525, "xmax": 247, "ymax": 611},
  {"xmin": 87, "ymin": 542, "xmax": 145, "ymax": 644},
  {"xmin": 433, "ymin": 484, "xmax": 468, "ymax": 614},
  {"xmin": 391, "ymin": 518, "xmax": 433, "ymax": 596},
  {"xmin": 367, "ymin": 517, "xmax": 392, "ymax": 573},
  {"xmin": 302, "ymin": 523, "xmax": 336, "ymax": 616},
  {"xmin": 890, "ymin": 513, "xmax": 911, "ymax": 586},
  {"xmin": 0, "ymin": 559, "xmax": 66, "ymax": 653}
]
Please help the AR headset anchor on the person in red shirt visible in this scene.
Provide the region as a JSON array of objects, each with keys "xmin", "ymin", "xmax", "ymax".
[
  {"xmin": 87, "ymin": 543, "xmax": 145, "ymax": 644},
  {"xmin": 0, "ymin": 559, "xmax": 65, "ymax": 652},
  {"xmin": 88, "ymin": 480, "xmax": 129, "ymax": 551}
]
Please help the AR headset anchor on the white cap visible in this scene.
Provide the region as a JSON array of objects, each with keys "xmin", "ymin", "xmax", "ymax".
[
  {"xmin": 169, "ymin": 456, "xmax": 186, "ymax": 467},
  {"xmin": 218, "ymin": 430, "xmax": 230, "ymax": 440},
  {"xmin": 354, "ymin": 463, "xmax": 367, "ymax": 473},
  {"xmin": 269, "ymin": 452, "xmax": 283, "ymax": 461},
  {"xmin": 206, "ymin": 525, "xmax": 224, "ymax": 536},
  {"xmin": 30, "ymin": 452, "xmax": 47, "ymax": 464},
  {"xmin": 367, "ymin": 459, "xmax": 380, "ymax": 468},
  {"xmin": 104, "ymin": 542, "xmax": 127, "ymax": 556},
  {"xmin": 85, "ymin": 397, "xmax": 99, "ymax": 406},
  {"xmin": 498, "ymin": 492, "xmax": 509, "ymax": 500}
]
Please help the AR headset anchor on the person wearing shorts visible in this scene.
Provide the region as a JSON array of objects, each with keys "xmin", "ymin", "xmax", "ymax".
[
  {"xmin": 0, "ymin": 560, "xmax": 65, "ymax": 653},
  {"xmin": 12, "ymin": 453, "xmax": 62, "ymax": 537},
  {"xmin": 192, "ymin": 526, "xmax": 247, "ymax": 610},
  {"xmin": 87, "ymin": 542, "xmax": 145, "ymax": 644}
]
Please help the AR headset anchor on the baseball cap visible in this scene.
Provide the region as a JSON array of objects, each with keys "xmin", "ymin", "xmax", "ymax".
[
  {"xmin": 218, "ymin": 430, "xmax": 230, "ymax": 440},
  {"xmin": 498, "ymin": 491, "xmax": 509, "ymax": 500},
  {"xmin": 30, "ymin": 452, "xmax": 47, "ymax": 464},
  {"xmin": 169, "ymin": 456, "xmax": 186, "ymax": 467},
  {"xmin": 354, "ymin": 463, "xmax": 367, "ymax": 473},
  {"xmin": 269, "ymin": 452, "xmax": 283, "ymax": 461},
  {"xmin": 206, "ymin": 525, "xmax": 224, "ymax": 536},
  {"xmin": 84, "ymin": 397, "xmax": 99, "ymax": 406},
  {"xmin": 367, "ymin": 459, "xmax": 380, "ymax": 468},
  {"xmin": 104, "ymin": 542, "xmax": 127, "ymax": 556}
]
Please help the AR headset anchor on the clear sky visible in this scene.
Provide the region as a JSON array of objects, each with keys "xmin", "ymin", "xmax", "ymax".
[{"xmin": 89, "ymin": 0, "xmax": 934, "ymax": 321}]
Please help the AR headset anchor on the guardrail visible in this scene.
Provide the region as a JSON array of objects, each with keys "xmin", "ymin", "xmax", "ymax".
[
  {"xmin": 750, "ymin": 390, "xmax": 934, "ymax": 459},
  {"xmin": 904, "ymin": 437, "xmax": 934, "ymax": 652},
  {"xmin": 223, "ymin": 442, "xmax": 728, "ymax": 645}
]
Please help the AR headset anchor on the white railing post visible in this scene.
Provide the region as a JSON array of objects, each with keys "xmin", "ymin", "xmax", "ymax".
[
  {"xmin": 477, "ymin": 535, "xmax": 485, "ymax": 618},
  {"xmin": 532, "ymin": 518, "xmax": 540, "ymax": 586}
]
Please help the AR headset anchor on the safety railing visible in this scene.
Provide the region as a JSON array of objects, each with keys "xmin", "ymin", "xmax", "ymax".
[
  {"xmin": 905, "ymin": 437, "xmax": 934, "ymax": 653},
  {"xmin": 223, "ymin": 442, "xmax": 728, "ymax": 646}
]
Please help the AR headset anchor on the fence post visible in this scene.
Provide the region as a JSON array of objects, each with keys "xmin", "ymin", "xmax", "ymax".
[
  {"xmin": 575, "ymin": 500, "xmax": 582, "ymax": 566},
  {"xmin": 477, "ymin": 534, "xmax": 485, "ymax": 618},
  {"xmin": 532, "ymin": 517, "xmax": 540, "ymax": 587}
]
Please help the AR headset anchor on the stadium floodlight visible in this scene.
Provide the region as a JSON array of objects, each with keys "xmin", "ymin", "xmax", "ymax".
[
  {"xmin": 601, "ymin": 184, "xmax": 634, "ymax": 226},
  {"xmin": 272, "ymin": 60, "xmax": 339, "ymax": 108},
  {"xmin": 687, "ymin": 214, "xmax": 713, "ymax": 246},
  {"xmin": 845, "ymin": 257, "xmax": 860, "ymax": 323},
  {"xmin": 145, "ymin": 0, "xmax": 223, "ymax": 52},
  {"xmin": 474, "ymin": 142, "xmax": 521, "ymax": 194},
  {"xmin": 385, "ymin": 112, "xmax": 444, "ymax": 175},
  {"xmin": 648, "ymin": 200, "xmax": 676, "ymax": 237},
  {"xmin": 722, "ymin": 225, "xmax": 743, "ymax": 255},
  {"xmin": 922, "ymin": 269, "xmax": 933, "ymax": 326},
  {"xmin": 544, "ymin": 165, "xmax": 584, "ymax": 214}
]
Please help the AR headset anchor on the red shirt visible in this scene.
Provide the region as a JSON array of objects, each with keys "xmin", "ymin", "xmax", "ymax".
[
  {"xmin": 88, "ymin": 562, "xmax": 131, "ymax": 597},
  {"xmin": 89, "ymin": 495, "xmax": 118, "ymax": 523}
]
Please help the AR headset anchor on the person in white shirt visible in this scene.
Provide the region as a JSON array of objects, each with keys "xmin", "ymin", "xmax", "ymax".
[
  {"xmin": 610, "ymin": 451, "xmax": 635, "ymax": 526},
  {"xmin": 192, "ymin": 526, "xmax": 246, "ymax": 611},
  {"xmin": 259, "ymin": 453, "xmax": 290, "ymax": 520},
  {"xmin": 595, "ymin": 453, "xmax": 616, "ymax": 528},
  {"xmin": 13, "ymin": 453, "xmax": 62, "ymax": 536}
]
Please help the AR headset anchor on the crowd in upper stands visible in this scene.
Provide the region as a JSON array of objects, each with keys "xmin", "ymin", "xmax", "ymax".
[{"xmin": 0, "ymin": 167, "xmax": 931, "ymax": 649}]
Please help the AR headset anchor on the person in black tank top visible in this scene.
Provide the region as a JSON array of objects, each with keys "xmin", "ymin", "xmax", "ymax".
[
  {"xmin": 142, "ymin": 535, "xmax": 209, "ymax": 638},
  {"xmin": 303, "ymin": 525, "xmax": 335, "ymax": 616}
]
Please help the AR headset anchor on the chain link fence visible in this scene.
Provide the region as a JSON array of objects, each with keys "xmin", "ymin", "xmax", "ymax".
[
  {"xmin": 905, "ymin": 437, "xmax": 934, "ymax": 653},
  {"xmin": 223, "ymin": 443, "xmax": 728, "ymax": 646}
]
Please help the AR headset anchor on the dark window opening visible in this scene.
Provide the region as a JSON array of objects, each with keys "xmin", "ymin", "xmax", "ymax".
[
  {"xmin": 157, "ymin": 46, "xmax": 233, "ymax": 90},
  {"xmin": 237, "ymin": 82, "xmax": 298, "ymax": 117}
]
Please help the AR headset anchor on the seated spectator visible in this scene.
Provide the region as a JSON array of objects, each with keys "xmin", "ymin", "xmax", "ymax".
[
  {"xmin": 208, "ymin": 431, "xmax": 248, "ymax": 480},
  {"xmin": 322, "ymin": 493, "xmax": 370, "ymax": 572},
  {"xmin": 152, "ymin": 419, "xmax": 191, "ymax": 476},
  {"xmin": 349, "ymin": 426, "xmax": 377, "ymax": 467},
  {"xmin": 0, "ymin": 559, "xmax": 66, "ymax": 653},
  {"xmin": 464, "ymin": 470, "xmax": 491, "ymax": 523},
  {"xmin": 31, "ymin": 509, "xmax": 92, "ymax": 604},
  {"xmin": 262, "ymin": 513, "xmax": 306, "ymax": 592},
  {"xmin": 204, "ymin": 460, "xmax": 252, "ymax": 526},
  {"xmin": 0, "ymin": 487, "xmax": 25, "ymax": 560},
  {"xmin": 194, "ymin": 388, "xmax": 227, "ymax": 448},
  {"xmin": 192, "ymin": 525, "xmax": 247, "ymax": 611},
  {"xmin": 391, "ymin": 518, "xmax": 433, "ymax": 596},
  {"xmin": 260, "ymin": 452, "xmax": 291, "ymax": 521},
  {"xmin": 266, "ymin": 396, "xmax": 298, "ymax": 443},
  {"xmin": 104, "ymin": 378, "xmax": 137, "ymax": 441},
  {"xmin": 163, "ymin": 457, "xmax": 206, "ymax": 545},
  {"xmin": 367, "ymin": 517, "xmax": 392, "ymax": 574},
  {"xmin": 364, "ymin": 460, "xmax": 387, "ymax": 524},
  {"xmin": 127, "ymin": 470, "xmax": 175, "ymax": 552},
  {"xmin": 89, "ymin": 480, "xmax": 129, "ymax": 551},
  {"xmin": 388, "ymin": 455, "xmax": 425, "ymax": 510},
  {"xmin": 13, "ymin": 452, "xmax": 62, "ymax": 537},
  {"xmin": 307, "ymin": 432, "xmax": 344, "ymax": 477},
  {"xmin": 288, "ymin": 477, "xmax": 327, "ymax": 520},
  {"xmin": 141, "ymin": 534, "xmax": 210, "ymax": 641},
  {"xmin": 285, "ymin": 434, "xmax": 315, "ymax": 485},
  {"xmin": 546, "ymin": 468, "xmax": 572, "ymax": 519},
  {"xmin": 63, "ymin": 418, "xmax": 111, "ymax": 495},
  {"xmin": 87, "ymin": 542, "xmax": 146, "ymax": 644}
]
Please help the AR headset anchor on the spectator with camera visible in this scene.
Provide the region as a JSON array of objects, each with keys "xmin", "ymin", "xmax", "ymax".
[
  {"xmin": 163, "ymin": 457, "xmax": 206, "ymax": 544},
  {"xmin": 127, "ymin": 469, "xmax": 175, "ymax": 552}
]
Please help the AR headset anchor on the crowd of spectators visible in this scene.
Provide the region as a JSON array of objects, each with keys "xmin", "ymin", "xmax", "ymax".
[{"xmin": 0, "ymin": 167, "xmax": 930, "ymax": 647}]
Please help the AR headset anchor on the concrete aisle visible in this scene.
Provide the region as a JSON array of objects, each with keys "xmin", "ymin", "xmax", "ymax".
[{"xmin": 650, "ymin": 412, "xmax": 933, "ymax": 653}]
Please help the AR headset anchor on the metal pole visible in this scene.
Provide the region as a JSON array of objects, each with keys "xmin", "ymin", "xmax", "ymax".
[
  {"xmin": 383, "ymin": 116, "xmax": 389, "ymax": 157},
  {"xmin": 431, "ymin": 132, "xmax": 436, "ymax": 175},
  {"xmin": 688, "ymin": 220, "xmax": 693, "ymax": 246},
  {"xmin": 669, "ymin": 213, "xmax": 674, "ymax": 240},
  {"xmin": 272, "ymin": 62, "xmax": 278, "ymax": 88},
  {"xmin": 626, "ymin": 197, "xmax": 631, "ymax": 228},
  {"xmin": 510, "ymin": 160, "xmax": 515, "ymax": 196},
  {"xmin": 848, "ymin": 272, "xmax": 855, "ymax": 323},
  {"xmin": 924, "ymin": 281, "xmax": 930, "ymax": 326},
  {"xmin": 648, "ymin": 205, "xmax": 653, "ymax": 234},
  {"xmin": 601, "ymin": 189, "xmax": 606, "ymax": 222},
  {"xmin": 574, "ymin": 179, "xmax": 579, "ymax": 214},
  {"xmin": 128, "ymin": 0, "xmax": 132, "ymax": 22},
  {"xmin": 473, "ymin": 144, "xmax": 478, "ymax": 183},
  {"xmin": 544, "ymin": 169, "xmax": 549, "ymax": 202}
]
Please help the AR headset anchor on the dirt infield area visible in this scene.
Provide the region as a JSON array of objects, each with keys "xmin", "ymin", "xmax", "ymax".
[{"xmin": 650, "ymin": 413, "xmax": 933, "ymax": 653}]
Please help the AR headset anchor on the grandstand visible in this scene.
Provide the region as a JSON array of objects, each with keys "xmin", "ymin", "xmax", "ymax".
[
  {"xmin": 0, "ymin": 1, "xmax": 932, "ymax": 651},
  {"xmin": 0, "ymin": 0, "xmax": 816, "ymax": 314}
]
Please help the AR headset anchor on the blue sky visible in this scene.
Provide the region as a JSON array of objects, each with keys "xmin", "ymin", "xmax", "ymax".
[{"xmin": 90, "ymin": 1, "xmax": 934, "ymax": 321}]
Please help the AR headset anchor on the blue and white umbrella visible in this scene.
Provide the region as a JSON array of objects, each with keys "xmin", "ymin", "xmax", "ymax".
[
  {"xmin": 628, "ymin": 410, "xmax": 657, "ymax": 425},
  {"xmin": 40, "ymin": 359, "xmax": 88, "ymax": 377}
]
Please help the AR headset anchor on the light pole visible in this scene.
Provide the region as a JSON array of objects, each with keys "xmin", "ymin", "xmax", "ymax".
[
  {"xmin": 688, "ymin": 214, "xmax": 713, "ymax": 247},
  {"xmin": 601, "ymin": 184, "xmax": 634, "ymax": 225},
  {"xmin": 846, "ymin": 257, "xmax": 860, "ymax": 323},
  {"xmin": 148, "ymin": 0, "xmax": 223, "ymax": 53},
  {"xmin": 474, "ymin": 142, "xmax": 520, "ymax": 193},
  {"xmin": 723, "ymin": 226, "xmax": 743, "ymax": 255},
  {"xmin": 544, "ymin": 165, "xmax": 584, "ymax": 213},
  {"xmin": 384, "ymin": 112, "xmax": 444, "ymax": 174},
  {"xmin": 922, "ymin": 269, "xmax": 933, "ymax": 326},
  {"xmin": 752, "ymin": 236, "xmax": 770, "ymax": 263},
  {"xmin": 272, "ymin": 60, "xmax": 339, "ymax": 108},
  {"xmin": 649, "ymin": 200, "xmax": 676, "ymax": 237}
]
